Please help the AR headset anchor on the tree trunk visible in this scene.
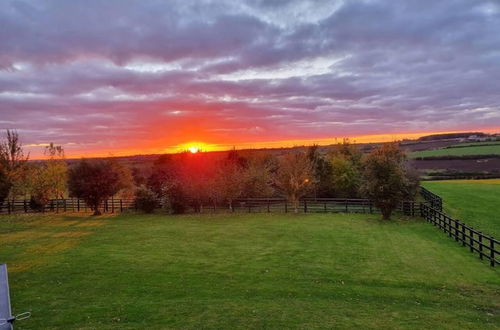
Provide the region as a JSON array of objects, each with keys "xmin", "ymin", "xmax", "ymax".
[
  {"xmin": 381, "ymin": 207, "xmax": 392, "ymax": 220},
  {"xmin": 92, "ymin": 202, "xmax": 101, "ymax": 216}
]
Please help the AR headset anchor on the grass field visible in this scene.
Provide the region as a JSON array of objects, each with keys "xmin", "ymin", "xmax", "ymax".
[
  {"xmin": 422, "ymin": 179, "xmax": 500, "ymax": 239},
  {"xmin": 1, "ymin": 212, "xmax": 499, "ymax": 329},
  {"xmin": 410, "ymin": 142, "xmax": 500, "ymax": 158}
]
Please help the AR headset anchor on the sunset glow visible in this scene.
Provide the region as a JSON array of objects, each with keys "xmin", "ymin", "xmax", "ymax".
[{"xmin": 1, "ymin": 1, "xmax": 499, "ymax": 158}]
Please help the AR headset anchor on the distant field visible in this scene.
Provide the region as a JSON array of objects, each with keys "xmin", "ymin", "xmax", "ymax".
[
  {"xmin": 422, "ymin": 179, "xmax": 500, "ymax": 239},
  {"xmin": 1, "ymin": 212, "xmax": 499, "ymax": 329},
  {"xmin": 410, "ymin": 142, "xmax": 500, "ymax": 158}
]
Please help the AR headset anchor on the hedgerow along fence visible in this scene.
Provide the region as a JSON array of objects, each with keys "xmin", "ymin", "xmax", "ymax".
[{"xmin": 419, "ymin": 187, "xmax": 499, "ymax": 267}]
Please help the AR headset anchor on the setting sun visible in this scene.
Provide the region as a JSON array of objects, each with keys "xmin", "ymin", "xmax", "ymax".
[{"xmin": 175, "ymin": 142, "xmax": 217, "ymax": 153}]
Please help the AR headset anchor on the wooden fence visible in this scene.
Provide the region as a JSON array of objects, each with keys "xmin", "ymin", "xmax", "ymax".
[
  {"xmin": 420, "ymin": 187, "xmax": 499, "ymax": 267},
  {"xmin": 0, "ymin": 198, "xmax": 137, "ymax": 215},
  {"xmin": 0, "ymin": 197, "xmax": 420, "ymax": 216},
  {"xmin": 420, "ymin": 187, "xmax": 443, "ymax": 211},
  {"xmin": 420, "ymin": 203, "xmax": 499, "ymax": 267}
]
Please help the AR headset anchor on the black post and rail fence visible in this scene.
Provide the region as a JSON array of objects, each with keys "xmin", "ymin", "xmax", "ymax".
[
  {"xmin": 0, "ymin": 197, "xmax": 414, "ymax": 216},
  {"xmin": 419, "ymin": 187, "xmax": 499, "ymax": 267}
]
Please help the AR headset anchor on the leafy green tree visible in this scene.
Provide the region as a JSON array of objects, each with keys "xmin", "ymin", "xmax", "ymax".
[
  {"xmin": 68, "ymin": 159, "xmax": 132, "ymax": 215},
  {"xmin": 328, "ymin": 139, "xmax": 363, "ymax": 197},
  {"xmin": 361, "ymin": 143, "xmax": 413, "ymax": 220},
  {"xmin": 274, "ymin": 151, "xmax": 314, "ymax": 213},
  {"xmin": 330, "ymin": 155, "xmax": 360, "ymax": 197}
]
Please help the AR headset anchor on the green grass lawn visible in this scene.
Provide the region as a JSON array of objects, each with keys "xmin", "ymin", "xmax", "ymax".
[
  {"xmin": 410, "ymin": 143, "xmax": 500, "ymax": 158},
  {"xmin": 1, "ymin": 212, "xmax": 499, "ymax": 329},
  {"xmin": 423, "ymin": 179, "xmax": 500, "ymax": 239}
]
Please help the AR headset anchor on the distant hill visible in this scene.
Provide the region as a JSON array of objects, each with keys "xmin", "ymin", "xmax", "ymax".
[{"xmin": 417, "ymin": 132, "xmax": 487, "ymax": 141}]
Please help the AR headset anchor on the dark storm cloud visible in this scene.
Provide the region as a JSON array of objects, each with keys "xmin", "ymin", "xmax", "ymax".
[{"xmin": 0, "ymin": 0, "xmax": 499, "ymax": 154}]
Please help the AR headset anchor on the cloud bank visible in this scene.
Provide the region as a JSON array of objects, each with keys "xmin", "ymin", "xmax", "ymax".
[{"xmin": 1, "ymin": 0, "xmax": 499, "ymax": 156}]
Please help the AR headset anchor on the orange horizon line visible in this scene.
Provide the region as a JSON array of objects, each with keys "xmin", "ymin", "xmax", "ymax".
[{"xmin": 27, "ymin": 128, "xmax": 500, "ymax": 160}]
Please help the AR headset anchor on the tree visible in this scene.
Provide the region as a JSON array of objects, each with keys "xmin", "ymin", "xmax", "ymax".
[
  {"xmin": 328, "ymin": 139, "xmax": 364, "ymax": 198},
  {"xmin": 27, "ymin": 143, "xmax": 68, "ymax": 210},
  {"xmin": 241, "ymin": 152, "xmax": 276, "ymax": 198},
  {"xmin": 274, "ymin": 151, "xmax": 314, "ymax": 213},
  {"xmin": 307, "ymin": 145, "xmax": 334, "ymax": 197},
  {"xmin": 330, "ymin": 155, "xmax": 360, "ymax": 198},
  {"xmin": 68, "ymin": 159, "xmax": 132, "ymax": 215},
  {"xmin": 0, "ymin": 130, "xmax": 29, "ymax": 199},
  {"xmin": 135, "ymin": 185, "xmax": 157, "ymax": 213},
  {"xmin": 214, "ymin": 150, "xmax": 247, "ymax": 210},
  {"xmin": 0, "ymin": 168, "xmax": 11, "ymax": 206},
  {"xmin": 361, "ymin": 143, "xmax": 414, "ymax": 220}
]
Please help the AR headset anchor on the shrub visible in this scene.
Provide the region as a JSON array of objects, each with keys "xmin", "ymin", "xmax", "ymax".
[
  {"xmin": 135, "ymin": 186, "xmax": 157, "ymax": 213},
  {"xmin": 29, "ymin": 195, "xmax": 47, "ymax": 212}
]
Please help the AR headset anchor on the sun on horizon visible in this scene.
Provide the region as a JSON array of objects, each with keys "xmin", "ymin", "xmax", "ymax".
[{"xmin": 188, "ymin": 146, "xmax": 200, "ymax": 153}]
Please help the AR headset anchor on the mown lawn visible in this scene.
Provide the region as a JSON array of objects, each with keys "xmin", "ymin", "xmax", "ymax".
[
  {"xmin": 410, "ymin": 143, "xmax": 500, "ymax": 158},
  {"xmin": 1, "ymin": 212, "xmax": 499, "ymax": 329},
  {"xmin": 423, "ymin": 179, "xmax": 500, "ymax": 239}
]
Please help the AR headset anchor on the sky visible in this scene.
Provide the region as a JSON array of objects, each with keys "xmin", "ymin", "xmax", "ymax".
[{"xmin": 1, "ymin": 0, "xmax": 500, "ymax": 158}]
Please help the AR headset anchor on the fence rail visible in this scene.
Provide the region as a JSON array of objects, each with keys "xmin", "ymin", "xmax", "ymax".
[{"xmin": 420, "ymin": 187, "xmax": 443, "ymax": 211}]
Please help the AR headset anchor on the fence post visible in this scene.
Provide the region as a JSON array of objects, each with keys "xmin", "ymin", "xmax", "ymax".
[
  {"xmin": 77, "ymin": 199, "xmax": 80, "ymax": 212},
  {"xmin": 24, "ymin": 199, "xmax": 27, "ymax": 213},
  {"xmin": 345, "ymin": 200, "xmax": 348, "ymax": 213},
  {"xmin": 64, "ymin": 199, "xmax": 67, "ymax": 212},
  {"xmin": 369, "ymin": 201, "xmax": 373, "ymax": 214},
  {"xmin": 120, "ymin": 199, "xmax": 123, "ymax": 212},
  {"xmin": 470, "ymin": 229, "xmax": 474, "ymax": 253},
  {"xmin": 304, "ymin": 200, "xmax": 307, "ymax": 213},
  {"xmin": 490, "ymin": 239, "xmax": 495, "ymax": 267},
  {"xmin": 7, "ymin": 201, "xmax": 11, "ymax": 214},
  {"xmin": 479, "ymin": 234, "xmax": 483, "ymax": 259},
  {"xmin": 285, "ymin": 201, "xmax": 288, "ymax": 213},
  {"xmin": 267, "ymin": 200, "xmax": 270, "ymax": 213},
  {"xmin": 461, "ymin": 223, "xmax": 465, "ymax": 246},
  {"xmin": 454, "ymin": 221, "xmax": 459, "ymax": 242},
  {"xmin": 111, "ymin": 197, "xmax": 115, "ymax": 213}
]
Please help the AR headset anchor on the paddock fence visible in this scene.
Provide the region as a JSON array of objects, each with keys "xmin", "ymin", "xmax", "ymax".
[
  {"xmin": 0, "ymin": 198, "xmax": 137, "ymax": 215},
  {"xmin": 420, "ymin": 187, "xmax": 499, "ymax": 267},
  {"xmin": 0, "ymin": 197, "xmax": 419, "ymax": 216},
  {"xmin": 420, "ymin": 187, "xmax": 442, "ymax": 211}
]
